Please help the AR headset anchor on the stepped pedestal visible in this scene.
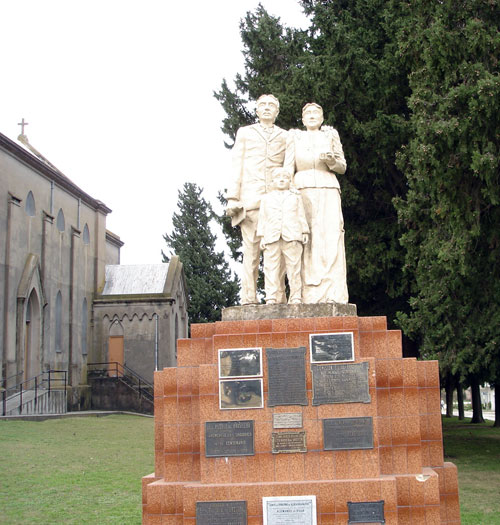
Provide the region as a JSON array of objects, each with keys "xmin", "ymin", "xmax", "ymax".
[{"xmin": 142, "ymin": 311, "xmax": 460, "ymax": 524}]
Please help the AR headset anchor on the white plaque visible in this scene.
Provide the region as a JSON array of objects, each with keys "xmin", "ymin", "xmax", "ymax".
[{"xmin": 263, "ymin": 495, "xmax": 317, "ymax": 525}]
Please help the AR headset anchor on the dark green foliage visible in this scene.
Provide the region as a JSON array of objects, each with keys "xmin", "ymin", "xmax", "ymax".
[
  {"xmin": 394, "ymin": 0, "xmax": 500, "ymax": 420},
  {"xmin": 163, "ymin": 183, "xmax": 239, "ymax": 324},
  {"xmin": 215, "ymin": 1, "xmax": 412, "ymax": 324}
]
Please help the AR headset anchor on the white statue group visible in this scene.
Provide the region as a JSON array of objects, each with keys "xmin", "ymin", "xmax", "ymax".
[{"xmin": 226, "ymin": 94, "xmax": 349, "ymax": 306}]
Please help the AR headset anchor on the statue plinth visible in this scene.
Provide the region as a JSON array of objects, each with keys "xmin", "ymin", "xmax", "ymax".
[{"xmin": 222, "ymin": 302, "xmax": 357, "ymax": 321}]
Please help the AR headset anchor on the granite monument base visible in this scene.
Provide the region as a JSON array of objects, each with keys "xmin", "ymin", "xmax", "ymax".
[{"xmin": 142, "ymin": 313, "xmax": 460, "ymax": 524}]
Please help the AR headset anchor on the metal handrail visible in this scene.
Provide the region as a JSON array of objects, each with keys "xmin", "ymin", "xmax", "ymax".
[
  {"xmin": 87, "ymin": 362, "xmax": 153, "ymax": 401},
  {"xmin": 2, "ymin": 370, "xmax": 67, "ymax": 416}
]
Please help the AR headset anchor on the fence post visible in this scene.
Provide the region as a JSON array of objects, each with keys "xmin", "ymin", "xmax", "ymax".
[{"xmin": 35, "ymin": 376, "xmax": 38, "ymax": 410}]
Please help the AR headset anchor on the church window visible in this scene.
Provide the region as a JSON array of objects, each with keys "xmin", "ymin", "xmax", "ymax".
[
  {"xmin": 83, "ymin": 223, "xmax": 90, "ymax": 244},
  {"xmin": 55, "ymin": 291, "xmax": 62, "ymax": 353},
  {"xmin": 81, "ymin": 298, "xmax": 88, "ymax": 355},
  {"xmin": 56, "ymin": 209, "xmax": 65, "ymax": 232},
  {"xmin": 26, "ymin": 191, "xmax": 36, "ymax": 216}
]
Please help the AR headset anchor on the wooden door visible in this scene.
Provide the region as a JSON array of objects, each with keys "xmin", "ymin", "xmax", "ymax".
[{"xmin": 108, "ymin": 336, "xmax": 124, "ymax": 377}]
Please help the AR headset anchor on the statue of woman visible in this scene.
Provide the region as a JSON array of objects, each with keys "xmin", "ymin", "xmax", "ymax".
[{"xmin": 284, "ymin": 103, "xmax": 349, "ymax": 304}]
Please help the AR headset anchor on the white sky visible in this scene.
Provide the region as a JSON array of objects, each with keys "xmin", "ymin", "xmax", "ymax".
[{"xmin": 1, "ymin": 1, "xmax": 309, "ymax": 269}]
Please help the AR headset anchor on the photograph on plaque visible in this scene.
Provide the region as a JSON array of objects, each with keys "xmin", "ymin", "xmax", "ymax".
[
  {"xmin": 196, "ymin": 500, "xmax": 247, "ymax": 525},
  {"xmin": 218, "ymin": 347, "xmax": 262, "ymax": 378},
  {"xmin": 310, "ymin": 332, "xmax": 354, "ymax": 363},
  {"xmin": 263, "ymin": 495, "xmax": 317, "ymax": 525},
  {"xmin": 205, "ymin": 420, "xmax": 254, "ymax": 457},
  {"xmin": 219, "ymin": 378, "xmax": 263, "ymax": 410}
]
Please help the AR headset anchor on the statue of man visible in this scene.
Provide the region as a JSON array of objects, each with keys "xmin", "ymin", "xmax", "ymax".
[{"xmin": 226, "ymin": 94, "xmax": 287, "ymax": 305}]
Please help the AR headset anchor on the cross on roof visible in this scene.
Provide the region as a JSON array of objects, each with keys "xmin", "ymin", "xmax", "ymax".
[{"xmin": 18, "ymin": 118, "xmax": 29, "ymax": 135}]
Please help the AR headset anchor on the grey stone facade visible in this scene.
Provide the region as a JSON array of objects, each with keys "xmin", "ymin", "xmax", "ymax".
[{"xmin": 0, "ymin": 132, "xmax": 187, "ymax": 403}]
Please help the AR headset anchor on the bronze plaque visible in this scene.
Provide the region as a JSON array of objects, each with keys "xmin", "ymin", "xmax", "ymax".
[
  {"xmin": 271, "ymin": 431, "xmax": 307, "ymax": 453},
  {"xmin": 348, "ymin": 500, "xmax": 385, "ymax": 523},
  {"xmin": 312, "ymin": 362, "xmax": 370, "ymax": 405},
  {"xmin": 205, "ymin": 420, "xmax": 254, "ymax": 457},
  {"xmin": 323, "ymin": 417, "xmax": 373, "ymax": 450},
  {"xmin": 273, "ymin": 412, "xmax": 303, "ymax": 429},
  {"xmin": 196, "ymin": 500, "xmax": 247, "ymax": 524},
  {"xmin": 266, "ymin": 347, "xmax": 308, "ymax": 406}
]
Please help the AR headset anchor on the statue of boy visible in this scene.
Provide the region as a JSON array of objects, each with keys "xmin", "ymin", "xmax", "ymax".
[
  {"xmin": 256, "ymin": 169, "xmax": 309, "ymax": 305},
  {"xmin": 226, "ymin": 94, "xmax": 287, "ymax": 305}
]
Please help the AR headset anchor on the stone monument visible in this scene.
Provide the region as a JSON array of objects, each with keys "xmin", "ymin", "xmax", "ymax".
[{"xmin": 142, "ymin": 99, "xmax": 460, "ymax": 524}]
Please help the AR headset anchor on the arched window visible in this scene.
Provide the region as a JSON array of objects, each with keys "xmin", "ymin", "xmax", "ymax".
[
  {"xmin": 81, "ymin": 298, "xmax": 88, "ymax": 355},
  {"xmin": 26, "ymin": 191, "xmax": 36, "ymax": 216},
  {"xmin": 55, "ymin": 291, "xmax": 62, "ymax": 353},
  {"xmin": 83, "ymin": 223, "xmax": 90, "ymax": 244},
  {"xmin": 56, "ymin": 209, "xmax": 65, "ymax": 232}
]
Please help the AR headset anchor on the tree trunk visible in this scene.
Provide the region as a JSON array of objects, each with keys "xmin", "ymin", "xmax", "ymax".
[
  {"xmin": 470, "ymin": 377, "xmax": 484, "ymax": 424},
  {"xmin": 494, "ymin": 383, "xmax": 499, "ymax": 428},
  {"xmin": 457, "ymin": 383, "xmax": 465, "ymax": 420},
  {"xmin": 445, "ymin": 373, "xmax": 454, "ymax": 417}
]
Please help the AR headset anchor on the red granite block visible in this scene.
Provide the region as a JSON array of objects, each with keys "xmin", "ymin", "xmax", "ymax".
[
  {"xmin": 425, "ymin": 506, "xmax": 441, "ymax": 525},
  {"xmin": 191, "ymin": 323, "xmax": 215, "ymax": 338},
  {"xmin": 177, "ymin": 396, "xmax": 192, "ymax": 423},
  {"xmin": 177, "ymin": 367, "xmax": 192, "ymax": 396},
  {"xmin": 256, "ymin": 333, "xmax": 273, "ymax": 349},
  {"xmin": 177, "ymin": 425, "xmax": 193, "ymax": 454},
  {"xmin": 417, "ymin": 361, "xmax": 426, "ymax": 387},
  {"xmin": 425, "ymin": 360, "xmax": 440, "ymax": 387},
  {"xmin": 376, "ymin": 388, "xmax": 391, "ymax": 417},
  {"xmin": 444, "ymin": 493, "xmax": 461, "ymax": 521},
  {"xmin": 440, "ymin": 495, "xmax": 448, "ymax": 522},
  {"xmin": 299, "ymin": 317, "xmax": 316, "ymax": 331},
  {"xmin": 255, "ymin": 420, "xmax": 272, "ymax": 453},
  {"xmin": 178, "ymin": 340, "xmax": 198, "ymax": 367},
  {"xmin": 386, "ymin": 330, "xmax": 402, "ymax": 358},
  {"xmin": 388, "ymin": 359, "xmax": 403, "ymax": 388},
  {"xmin": 204, "ymin": 338, "xmax": 215, "ymax": 364},
  {"xmin": 174, "ymin": 484, "xmax": 184, "ymax": 514},
  {"xmin": 377, "ymin": 417, "xmax": 392, "ymax": 446},
  {"xmin": 212, "ymin": 334, "xmax": 229, "ymax": 351},
  {"xmin": 160, "ymin": 516, "xmax": 179, "ymax": 525},
  {"xmin": 342, "ymin": 316, "xmax": 358, "ymax": 330},
  {"xmin": 304, "ymin": 418, "xmax": 321, "ymax": 450},
  {"xmin": 409, "ymin": 475, "xmax": 425, "ymax": 506},
  {"xmin": 427, "ymin": 387, "xmax": 442, "ymax": 415},
  {"xmin": 359, "ymin": 316, "xmax": 374, "ymax": 331},
  {"xmin": 423, "ymin": 470, "xmax": 440, "ymax": 505},
  {"xmin": 163, "ymin": 424, "xmax": 178, "ymax": 454},
  {"xmin": 407, "ymin": 445, "xmax": 422, "ymax": 473},
  {"xmin": 443, "ymin": 462, "xmax": 459, "ymax": 495},
  {"xmin": 271, "ymin": 332, "xmax": 287, "ymax": 347},
  {"xmin": 429, "ymin": 440, "xmax": 444, "ymax": 467},
  {"xmin": 241, "ymin": 319, "xmax": 259, "ymax": 334},
  {"xmin": 214, "ymin": 320, "xmax": 237, "ymax": 334},
  {"xmin": 410, "ymin": 506, "xmax": 426, "ymax": 523},
  {"xmin": 335, "ymin": 450, "xmax": 350, "ymax": 479},
  {"xmin": 427, "ymin": 413, "xmax": 443, "ymax": 441},
  {"xmin": 419, "ymin": 389, "xmax": 428, "ymax": 415},
  {"xmin": 304, "ymin": 450, "xmax": 321, "ymax": 479},
  {"xmin": 391, "ymin": 417, "xmax": 407, "ymax": 446},
  {"xmin": 159, "ymin": 483, "xmax": 177, "ymax": 515},
  {"xmin": 389, "ymin": 387, "xmax": 405, "ymax": 416},
  {"xmin": 285, "ymin": 331, "xmax": 309, "ymax": 349},
  {"xmin": 271, "ymin": 317, "xmax": 288, "ymax": 332},
  {"xmin": 404, "ymin": 387, "xmax": 419, "ymax": 416},
  {"xmin": 350, "ymin": 449, "xmax": 379, "ymax": 478},
  {"xmin": 379, "ymin": 446, "xmax": 393, "ymax": 474},
  {"xmin": 199, "ymin": 394, "xmax": 217, "ymax": 421},
  {"xmin": 359, "ymin": 331, "xmax": 373, "ymax": 358},
  {"xmin": 228, "ymin": 456, "xmax": 246, "ymax": 483},
  {"xmin": 213, "ymin": 456, "xmax": 232, "ymax": 483},
  {"xmin": 318, "ymin": 483, "xmax": 335, "ymax": 514},
  {"xmin": 226, "ymin": 334, "xmax": 245, "ymax": 348},
  {"xmin": 380, "ymin": 478, "xmax": 398, "ymax": 511},
  {"xmin": 402, "ymin": 358, "xmax": 418, "ymax": 387},
  {"xmin": 260, "ymin": 452, "xmax": 277, "ymax": 482},
  {"xmin": 396, "ymin": 476, "xmax": 410, "ymax": 506},
  {"xmin": 393, "ymin": 445, "xmax": 408, "ymax": 474},
  {"xmin": 163, "ymin": 397, "xmax": 178, "ymax": 425},
  {"xmin": 317, "ymin": 403, "xmax": 337, "ymax": 420},
  {"xmin": 375, "ymin": 359, "xmax": 389, "ymax": 388},
  {"xmin": 161, "ymin": 368, "xmax": 178, "ymax": 397},
  {"xmin": 258, "ymin": 319, "xmax": 273, "ymax": 333},
  {"xmin": 198, "ymin": 365, "xmax": 217, "ymax": 395},
  {"xmin": 242, "ymin": 333, "xmax": 258, "ymax": 347},
  {"xmin": 372, "ymin": 331, "xmax": 388, "ymax": 359},
  {"xmin": 406, "ymin": 416, "xmax": 421, "ymax": 446},
  {"xmin": 163, "ymin": 453, "xmax": 178, "ymax": 481},
  {"xmin": 319, "ymin": 451, "xmax": 335, "ymax": 479}
]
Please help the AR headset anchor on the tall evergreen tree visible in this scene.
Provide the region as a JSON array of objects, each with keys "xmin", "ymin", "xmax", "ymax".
[
  {"xmin": 215, "ymin": 1, "xmax": 412, "ymax": 327},
  {"xmin": 163, "ymin": 183, "xmax": 239, "ymax": 325},
  {"xmin": 394, "ymin": 0, "xmax": 500, "ymax": 424}
]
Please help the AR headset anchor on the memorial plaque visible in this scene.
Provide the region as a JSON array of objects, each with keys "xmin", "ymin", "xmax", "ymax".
[
  {"xmin": 310, "ymin": 332, "xmax": 354, "ymax": 363},
  {"xmin": 218, "ymin": 348, "xmax": 262, "ymax": 378},
  {"xmin": 219, "ymin": 379, "xmax": 263, "ymax": 410},
  {"xmin": 348, "ymin": 501, "xmax": 385, "ymax": 524},
  {"xmin": 263, "ymin": 496, "xmax": 317, "ymax": 525},
  {"xmin": 205, "ymin": 420, "xmax": 254, "ymax": 457},
  {"xmin": 196, "ymin": 500, "xmax": 247, "ymax": 525},
  {"xmin": 323, "ymin": 417, "xmax": 373, "ymax": 450},
  {"xmin": 273, "ymin": 412, "xmax": 303, "ymax": 429},
  {"xmin": 271, "ymin": 431, "xmax": 307, "ymax": 453},
  {"xmin": 266, "ymin": 347, "xmax": 307, "ymax": 406},
  {"xmin": 312, "ymin": 361, "xmax": 370, "ymax": 405}
]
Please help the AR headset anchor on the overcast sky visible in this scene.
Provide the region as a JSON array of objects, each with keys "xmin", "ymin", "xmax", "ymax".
[{"xmin": 1, "ymin": 1, "xmax": 309, "ymax": 270}]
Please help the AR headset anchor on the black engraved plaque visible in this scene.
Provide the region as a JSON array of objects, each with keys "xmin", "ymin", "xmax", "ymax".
[
  {"xmin": 348, "ymin": 500, "xmax": 385, "ymax": 524},
  {"xmin": 312, "ymin": 362, "xmax": 370, "ymax": 405},
  {"xmin": 196, "ymin": 500, "xmax": 247, "ymax": 525},
  {"xmin": 266, "ymin": 347, "xmax": 308, "ymax": 406},
  {"xmin": 205, "ymin": 420, "xmax": 254, "ymax": 457},
  {"xmin": 310, "ymin": 332, "xmax": 354, "ymax": 363},
  {"xmin": 323, "ymin": 417, "xmax": 373, "ymax": 450},
  {"xmin": 271, "ymin": 431, "xmax": 307, "ymax": 453}
]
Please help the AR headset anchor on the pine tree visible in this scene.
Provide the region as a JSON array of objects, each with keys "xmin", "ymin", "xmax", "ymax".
[{"xmin": 163, "ymin": 183, "xmax": 239, "ymax": 324}]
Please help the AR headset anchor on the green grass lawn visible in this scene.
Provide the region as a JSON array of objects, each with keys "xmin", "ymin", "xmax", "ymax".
[
  {"xmin": 442, "ymin": 417, "xmax": 500, "ymax": 525},
  {"xmin": 0, "ymin": 414, "xmax": 498, "ymax": 524},
  {"xmin": 0, "ymin": 414, "xmax": 154, "ymax": 524}
]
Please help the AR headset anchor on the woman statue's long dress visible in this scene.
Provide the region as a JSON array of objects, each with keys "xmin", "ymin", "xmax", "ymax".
[{"xmin": 285, "ymin": 103, "xmax": 349, "ymax": 304}]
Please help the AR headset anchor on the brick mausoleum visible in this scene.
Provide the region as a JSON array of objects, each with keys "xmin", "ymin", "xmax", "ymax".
[{"xmin": 142, "ymin": 310, "xmax": 460, "ymax": 524}]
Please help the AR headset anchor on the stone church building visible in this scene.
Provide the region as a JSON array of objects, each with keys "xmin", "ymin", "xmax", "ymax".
[{"xmin": 0, "ymin": 131, "xmax": 187, "ymax": 409}]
